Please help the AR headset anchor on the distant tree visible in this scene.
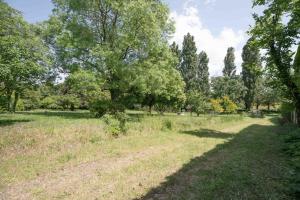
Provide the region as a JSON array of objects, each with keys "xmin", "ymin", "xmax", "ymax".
[
  {"xmin": 170, "ymin": 41, "xmax": 181, "ymax": 69},
  {"xmin": 180, "ymin": 33, "xmax": 198, "ymax": 91},
  {"xmin": 223, "ymin": 47, "xmax": 237, "ymax": 77},
  {"xmin": 0, "ymin": 1, "xmax": 48, "ymax": 112},
  {"xmin": 195, "ymin": 51, "xmax": 210, "ymax": 96},
  {"xmin": 242, "ymin": 38, "xmax": 262, "ymax": 111},
  {"xmin": 187, "ymin": 90, "xmax": 209, "ymax": 116},
  {"xmin": 211, "ymin": 76, "xmax": 246, "ymax": 106}
]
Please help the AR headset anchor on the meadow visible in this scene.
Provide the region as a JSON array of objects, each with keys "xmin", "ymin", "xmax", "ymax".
[{"xmin": 0, "ymin": 111, "xmax": 294, "ymax": 199}]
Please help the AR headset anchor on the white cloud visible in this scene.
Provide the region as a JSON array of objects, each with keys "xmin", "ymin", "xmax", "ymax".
[{"xmin": 170, "ymin": 5, "xmax": 246, "ymax": 77}]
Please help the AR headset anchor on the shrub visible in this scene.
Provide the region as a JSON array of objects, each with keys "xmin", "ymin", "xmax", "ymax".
[
  {"xmin": 210, "ymin": 98, "xmax": 224, "ymax": 113},
  {"xmin": 102, "ymin": 112, "xmax": 128, "ymax": 136},
  {"xmin": 162, "ymin": 119, "xmax": 172, "ymax": 131},
  {"xmin": 222, "ymin": 96, "xmax": 238, "ymax": 114},
  {"xmin": 16, "ymin": 99, "xmax": 25, "ymax": 111},
  {"xmin": 282, "ymin": 128, "xmax": 300, "ymax": 198}
]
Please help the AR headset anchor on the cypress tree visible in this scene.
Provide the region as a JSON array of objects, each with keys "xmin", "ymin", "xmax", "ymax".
[
  {"xmin": 223, "ymin": 47, "xmax": 236, "ymax": 77},
  {"xmin": 180, "ymin": 33, "xmax": 198, "ymax": 92},
  {"xmin": 241, "ymin": 38, "xmax": 262, "ymax": 111},
  {"xmin": 195, "ymin": 51, "xmax": 210, "ymax": 95}
]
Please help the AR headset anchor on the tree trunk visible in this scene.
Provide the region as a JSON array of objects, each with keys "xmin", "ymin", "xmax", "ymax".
[
  {"xmin": 12, "ymin": 92, "xmax": 19, "ymax": 113},
  {"xmin": 267, "ymin": 103, "xmax": 270, "ymax": 111},
  {"xmin": 6, "ymin": 90, "xmax": 12, "ymax": 112},
  {"xmin": 256, "ymin": 103, "xmax": 259, "ymax": 110},
  {"xmin": 149, "ymin": 105, "xmax": 152, "ymax": 114}
]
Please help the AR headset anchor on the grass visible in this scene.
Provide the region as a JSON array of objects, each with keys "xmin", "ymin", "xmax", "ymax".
[{"xmin": 0, "ymin": 110, "xmax": 295, "ymax": 199}]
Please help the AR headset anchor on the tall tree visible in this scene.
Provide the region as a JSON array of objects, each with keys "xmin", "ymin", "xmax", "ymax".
[
  {"xmin": 51, "ymin": 0, "xmax": 176, "ymax": 114},
  {"xmin": 242, "ymin": 38, "xmax": 262, "ymax": 110},
  {"xmin": 195, "ymin": 51, "xmax": 210, "ymax": 96},
  {"xmin": 223, "ymin": 47, "xmax": 236, "ymax": 77},
  {"xmin": 0, "ymin": 1, "xmax": 48, "ymax": 112},
  {"xmin": 170, "ymin": 41, "xmax": 181, "ymax": 70},
  {"xmin": 251, "ymin": 0, "xmax": 300, "ymax": 123},
  {"xmin": 180, "ymin": 33, "xmax": 198, "ymax": 91},
  {"xmin": 211, "ymin": 76, "xmax": 246, "ymax": 106}
]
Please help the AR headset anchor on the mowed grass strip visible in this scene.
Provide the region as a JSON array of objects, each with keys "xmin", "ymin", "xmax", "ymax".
[{"xmin": 0, "ymin": 111, "xmax": 293, "ymax": 199}]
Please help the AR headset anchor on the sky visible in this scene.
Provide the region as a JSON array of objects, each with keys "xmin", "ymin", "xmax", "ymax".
[{"xmin": 5, "ymin": 0, "xmax": 263, "ymax": 76}]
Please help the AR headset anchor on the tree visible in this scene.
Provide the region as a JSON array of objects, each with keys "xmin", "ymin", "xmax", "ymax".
[
  {"xmin": 223, "ymin": 47, "xmax": 236, "ymax": 77},
  {"xmin": 187, "ymin": 90, "xmax": 209, "ymax": 116},
  {"xmin": 0, "ymin": 1, "xmax": 48, "ymax": 112},
  {"xmin": 51, "ymin": 0, "xmax": 174, "ymax": 114},
  {"xmin": 137, "ymin": 47, "xmax": 186, "ymax": 114},
  {"xmin": 195, "ymin": 51, "xmax": 210, "ymax": 96},
  {"xmin": 180, "ymin": 33, "xmax": 198, "ymax": 91},
  {"xmin": 242, "ymin": 38, "xmax": 262, "ymax": 110},
  {"xmin": 170, "ymin": 41, "xmax": 181, "ymax": 69},
  {"xmin": 251, "ymin": 0, "xmax": 300, "ymax": 123},
  {"xmin": 211, "ymin": 76, "xmax": 246, "ymax": 106}
]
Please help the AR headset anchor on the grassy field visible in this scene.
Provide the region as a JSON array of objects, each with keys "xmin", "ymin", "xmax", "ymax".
[{"xmin": 0, "ymin": 110, "xmax": 294, "ymax": 199}]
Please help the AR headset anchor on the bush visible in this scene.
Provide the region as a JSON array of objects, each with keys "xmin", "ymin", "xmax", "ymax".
[
  {"xmin": 282, "ymin": 128, "xmax": 300, "ymax": 198},
  {"xmin": 280, "ymin": 101, "xmax": 295, "ymax": 124},
  {"xmin": 16, "ymin": 99, "xmax": 25, "ymax": 111},
  {"xmin": 210, "ymin": 98, "xmax": 224, "ymax": 113},
  {"xmin": 102, "ymin": 112, "xmax": 128, "ymax": 136},
  {"xmin": 162, "ymin": 119, "xmax": 173, "ymax": 131},
  {"xmin": 222, "ymin": 96, "xmax": 238, "ymax": 114},
  {"xmin": 41, "ymin": 96, "xmax": 60, "ymax": 109}
]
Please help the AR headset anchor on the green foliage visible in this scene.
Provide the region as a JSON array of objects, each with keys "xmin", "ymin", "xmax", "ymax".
[
  {"xmin": 242, "ymin": 38, "xmax": 262, "ymax": 110},
  {"xmin": 0, "ymin": 1, "xmax": 49, "ymax": 112},
  {"xmin": 41, "ymin": 96, "xmax": 61, "ymax": 109},
  {"xmin": 251, "ymin": 0, "xmax": 300, "ymax": 122},
  {"xmin": 161, "ymin": 119, "xmax": 173, "ymax": 131},
  {"xmin": 187, "ymin": 91, "xmax": 210, "ymax": 116},
  {"xmin": 223, "ymin": 47, "xmax": 236, "ymax": 77},
  {"xmin": 180, "ymin": 33, "xmax": 198, "ymax": 92},
  {"xmin": 102, "ymin": 113, "xmax": 128, "ymax": 136},
  {"xmin": 282, "ymin": 128, "xmax": 300, "ymax": 198},
  {"xmin": 195, "ymin": 51, "xmax": 210, "ymax": 96},
  {"xmin": 211, "ymin": 76, "xmax": 246, "ymax": 106},
  {"xmin": 51, "ymin": 0, "xmax": 175, "ymax": 109}
]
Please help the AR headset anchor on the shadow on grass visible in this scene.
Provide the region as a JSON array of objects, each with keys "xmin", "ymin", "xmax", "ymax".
[
  {"xmin": 18, "ymin": 111, "xmax": 93, "ymax": 119},
  {"xmin": 136, "ymin": 121, "xmax": 292, "ymax": 200},
  {"xmin": 181, "ymin": 129, "xmax": 234, "ymax": 139},
  {"xmin": 0, "ymin": 119, "xmax": 32, "ymax": 127}
]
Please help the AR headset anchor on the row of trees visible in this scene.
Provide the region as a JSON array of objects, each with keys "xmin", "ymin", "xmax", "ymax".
[{"xmin": 0, "ymin": 0, "xmax": 298, "ymax": 123}]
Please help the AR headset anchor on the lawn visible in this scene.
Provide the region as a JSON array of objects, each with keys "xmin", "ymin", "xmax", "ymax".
[{"xmin": 0, "ymin": 111, "xmax": 294, "ymax": 199}]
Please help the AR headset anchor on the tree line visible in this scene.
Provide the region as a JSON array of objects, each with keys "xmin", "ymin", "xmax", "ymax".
[{"xmin": 0, "ymin": 0, "xmax": 299, "ymax": 124}]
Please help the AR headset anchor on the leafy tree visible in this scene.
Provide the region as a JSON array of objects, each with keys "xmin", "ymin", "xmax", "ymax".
[
  {"xmin": 51, "ymin": 0, "xmax": 174, "ymax": 113},
  {"xmin": 180, "ymin": 33, "xmax": 198, "ymax": 91},
  {"xmin": 187, "ymin": 90, "xmax": 209, "ymax": 116},
  {"xmin": 195, "ymin": 51, "xmax": 210, "ymax": 96},
  {"xmin": 170, "ymin": 41, "xmax": 181, "ymax": 69},
  {"xmin": 137, "ymin": 47, "xmax": 186, "ymax": 114},
  {"xmin": 0, "ymin": 1, "xmax": 48, "ymax": 112},
  {"xmin": 242, "ymin": 38, "xmax": 262, "ymax": 110},
  {"xmin": 211, "ymin": 76, "xmax": 246, "ymax": 106},
  {"xmin": 251, "ymin": 0, "xmax": 300, "ymax": 123},
  {"xmin": 223, "ymin": 47, "xmax": 236, "ymax": 77}
]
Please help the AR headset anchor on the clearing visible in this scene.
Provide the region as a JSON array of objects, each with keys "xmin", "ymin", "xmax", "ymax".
[{"xmin": 0, "ymin": 111, "xmax": 293, "ymax": 199}]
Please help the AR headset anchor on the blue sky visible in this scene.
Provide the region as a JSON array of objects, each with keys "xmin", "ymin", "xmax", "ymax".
[{"xmin": 5, "ymin": 0, "xmax": 262, "ymax": 76}]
